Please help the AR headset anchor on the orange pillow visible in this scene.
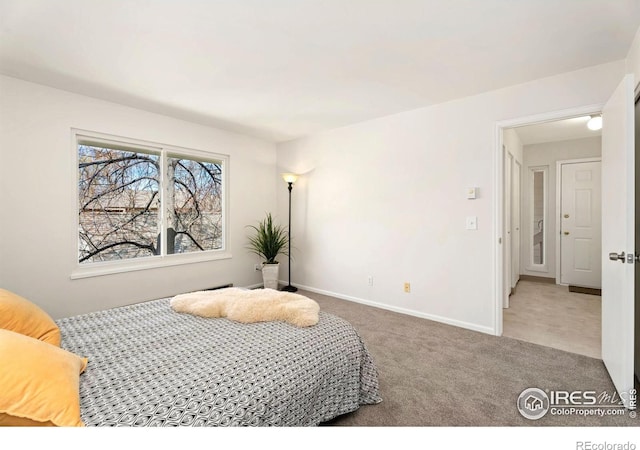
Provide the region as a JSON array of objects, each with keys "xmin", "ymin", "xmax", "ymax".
[
  {"xmin": 0, "ymin": 289, "xmax": 61, "ymax": 346},
  {"xmin": 0, "ymin": 329, "xmax": 87, "ymax": 427}
]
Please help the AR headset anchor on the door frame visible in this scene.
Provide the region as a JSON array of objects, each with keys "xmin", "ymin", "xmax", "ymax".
[
  {"xmin": 634, "ymin": 83, "xmax": 640, "ymax": 395},
  {"xmin": 493, "ymin": 104, "xmax": 603, "ymax": 336},
  {"xmin": 554, "ymin": 157, "xmax": 602, "ymax": 286}
]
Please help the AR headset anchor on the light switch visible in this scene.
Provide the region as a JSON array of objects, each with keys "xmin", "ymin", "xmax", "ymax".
[
  {"xmin": 466, "ymin": 216, "xmax": 478, "ymax": 230},
  {"xmin": 466, "ymin": 187, "xmax": 477, "ymax": 199}
]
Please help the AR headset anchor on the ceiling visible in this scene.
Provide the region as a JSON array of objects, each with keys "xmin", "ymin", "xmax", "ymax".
[
  {"xmin": 1, "ymin": 0, "xmax": 639, "ymax": 143},
  {"xmin": 513, "ymin": 115, "xmax": 602, "ymax": 146}
]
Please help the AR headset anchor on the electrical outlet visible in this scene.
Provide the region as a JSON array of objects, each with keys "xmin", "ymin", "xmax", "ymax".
[
  {"xmin": 254, "ymin": 264, "xmax": 261, "ymax": 271},
  {"xmin": 403, "ymin": 282, "xmax": 411, "ymax": 293},
  {"xmin": 368, "ymin": 276, "xmax": 374, "ymax": 286}
]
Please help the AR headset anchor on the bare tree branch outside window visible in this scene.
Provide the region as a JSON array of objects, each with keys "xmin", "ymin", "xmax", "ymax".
[
  {"xmin": 78, "ymin": 144, "xmax": 223, "ymax": 264},
  {"xmin": 168, "ymin": 156, "xmax": 222, "ymax": 253}
]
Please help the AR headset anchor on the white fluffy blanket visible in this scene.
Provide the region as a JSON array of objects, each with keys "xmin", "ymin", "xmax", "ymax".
[{"xmin": 170, "ymin": 287, "xmax": 320, "ymax": 327}]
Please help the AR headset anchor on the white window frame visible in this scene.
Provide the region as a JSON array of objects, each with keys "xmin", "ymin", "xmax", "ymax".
[{"xmin": 71, "ymin": 129, "xmax": 230, "ymax": 279}]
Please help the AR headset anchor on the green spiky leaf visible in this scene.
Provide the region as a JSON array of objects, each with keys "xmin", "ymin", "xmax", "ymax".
[{"xmin": 246, "ymin": 213, "xmax": 289, "ymax": 264}]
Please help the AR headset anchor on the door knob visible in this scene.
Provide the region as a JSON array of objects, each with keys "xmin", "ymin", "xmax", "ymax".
[
  {"xmin": 563, "ymin": 231, "xmax": 570, "ymax": 235},
  {"xmin": 609, "ymin": 251, "xmax": 626, "ymax": 262}
]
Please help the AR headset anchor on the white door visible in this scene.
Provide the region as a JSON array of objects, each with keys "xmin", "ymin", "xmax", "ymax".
[
  {"xmin": 559, "ymin": 160, "xmax": 602, "ymax": 288},
  {"xmin": 512, "ymin": 160, "xmax": 521, "ymax": 289},
  {"xmin": 504, "ymin": 148, "xmax": 512, "ymax": 308},
  {"xmin": 601, "ymin": 74, "xmax": 635, "ymax": 407}
]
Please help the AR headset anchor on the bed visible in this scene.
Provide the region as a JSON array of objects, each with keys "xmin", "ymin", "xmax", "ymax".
[{"xmin": 55, "ymin": 296, "xmax": 382, "ymax": 426}]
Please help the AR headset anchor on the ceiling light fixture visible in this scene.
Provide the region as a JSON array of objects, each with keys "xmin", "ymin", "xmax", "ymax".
[{"xmin": 587, "ymin": 115, "xmax": 602, "ymax": 131}]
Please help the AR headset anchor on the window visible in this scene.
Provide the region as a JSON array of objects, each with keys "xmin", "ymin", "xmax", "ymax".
[{"xmin": 73, "ymin": 130, "xmax": 228, "ymax": 277}]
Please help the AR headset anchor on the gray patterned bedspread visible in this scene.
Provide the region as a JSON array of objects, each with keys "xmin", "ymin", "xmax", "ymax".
[{"xmin": 56, "ymin": 297, "xmax": 382, "ymax": 426}]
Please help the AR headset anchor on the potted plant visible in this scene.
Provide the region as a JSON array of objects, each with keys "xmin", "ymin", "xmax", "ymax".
[{"xmin": 246, "ymin": 213, "xmax": 289, "ymax": 289}]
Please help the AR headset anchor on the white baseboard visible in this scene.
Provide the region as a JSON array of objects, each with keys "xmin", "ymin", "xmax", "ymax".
[{"xmin": 286, "ymin": 281, "xmax": 495, "ymax": 336}]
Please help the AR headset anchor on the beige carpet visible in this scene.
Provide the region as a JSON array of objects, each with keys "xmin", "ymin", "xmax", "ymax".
[{"xmin": 299, "ymin": 289, "xmax": 637, "ymax": 427}]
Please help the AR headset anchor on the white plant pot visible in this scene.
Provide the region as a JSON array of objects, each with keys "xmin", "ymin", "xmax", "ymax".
[{"xmin": 262, "ymin": 263, "xmax": 279, "ymax": 290}]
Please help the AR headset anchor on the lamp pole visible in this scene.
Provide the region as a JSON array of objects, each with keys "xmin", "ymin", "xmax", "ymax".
[{"xmin": 281, "ymin": 174, "xmax": 298, "ymax": 292}]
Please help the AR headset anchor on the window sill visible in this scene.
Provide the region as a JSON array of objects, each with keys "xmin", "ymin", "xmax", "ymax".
[{"xmin": 70, "ymin": 251, "xmax": 232, "ymax": 280}]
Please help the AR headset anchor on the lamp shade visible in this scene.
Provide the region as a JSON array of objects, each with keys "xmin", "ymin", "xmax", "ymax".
[{"xmin": 282, "ymin": 173, "xmax": 298, "ymax": 184}]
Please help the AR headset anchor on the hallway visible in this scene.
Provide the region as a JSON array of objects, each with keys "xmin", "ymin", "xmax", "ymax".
[{"xmin": 503, "ymin": 280, "xmax": 601, "ymax": 359}]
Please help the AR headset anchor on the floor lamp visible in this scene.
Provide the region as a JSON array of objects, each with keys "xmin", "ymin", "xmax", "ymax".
[{"xmin": 281, "ymin": 173, "xmax": 298, "ymax": 292}]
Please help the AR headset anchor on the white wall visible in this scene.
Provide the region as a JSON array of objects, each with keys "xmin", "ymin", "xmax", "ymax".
[
  {"xmin": 276, "ymin": 61, "xmax": 624, "ymax": 334},
  {"xmin": 0, "ymin": 75, "xmax": 276, "ymax": 319},
  {"xmin": 626, "ymin": 25, "xmax": 640, "ymax": 86},
  {"xmin": 520, "ymin": 137, "xmax": 602, "ymax": 279}
]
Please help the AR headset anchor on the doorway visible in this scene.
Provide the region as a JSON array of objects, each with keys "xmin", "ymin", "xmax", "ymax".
[{"xmin": 496, "ymin": 109, "xmax": 604, "ymax": 359}]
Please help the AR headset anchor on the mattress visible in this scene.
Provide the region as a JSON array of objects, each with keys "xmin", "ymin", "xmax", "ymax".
[{"xmin": 56, "ymin": 297, "xmax": 382, "ymax": 426}]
